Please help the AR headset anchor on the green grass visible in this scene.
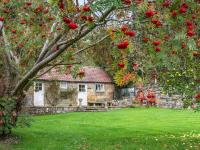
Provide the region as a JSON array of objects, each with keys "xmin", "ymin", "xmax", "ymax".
[{"xmin": 1, "ymin": 108, "xmax": 200, "ymax": 150}]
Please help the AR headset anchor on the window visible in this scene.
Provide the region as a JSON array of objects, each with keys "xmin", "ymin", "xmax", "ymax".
[
  {"xmin": 60, "ymin": 82, "xmax": 67, "ymax": 89},
  {"xmin": 79, "ymin": 84, "xmax": 86, "ymax": 92},
  {"xmin": 95, "ymin": 84, "xmax": 104, "ymax": 92},
  {"xmin": 35, "ymin": 82, "xmax": 42, "ymax": 92}
]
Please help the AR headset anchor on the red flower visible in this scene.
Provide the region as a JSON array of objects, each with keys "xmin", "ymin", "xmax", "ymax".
[
  {"xmin": 68, "ymin": 23, "xmax": 78, "ymax": 29},
  {"xmin": 118, "ymin": 63, "xmax": 125, "ymax": 68},
  {"xmin": 125, "ymin": 31, "xmax": 136, "ymax": 37},
  {"xmin": 117, "ymin": 41, "xmax": 129, "ymax": 49},
  {"xmin": 82, "ymin": 5, "xmax": 90, "ymax": 12},
  {"xmin": 63, "ymin": 17, "xmax": 72, "ymax": 24},
  {"xmin": 187, "ymin": 30, "xmax": 195, "ymax": 37},
  {"xmin": 155, "ymin": 47, "xmax": 161, "ymax": 52},
  {"xmin": 0, "ymin": 17, "xmax": 4, "ymax": 22},
  {"xmin": 122, "ymin": 0, "xmax": 132, "ymax": 5},
  {"xmin": 121, "ymin": 24, "xmax": 128, "ymax": 32},
  {"xmin": 152, "ymin": 41, "xmax": 161, "ymax": 46},
  {"xmin": 171, "ymin": 10, "xmax": 177, "ymax": 17},
  {"xmin": 11, "ymin": 30, "xmax": 17, "ymax": 34},
  {"xmin": 162, "ymin": 1, "xmax": 170, "ymax": 7},
  {"xmin": 145, "ymin": 10, "xmax": 155, "ymax": 18}
]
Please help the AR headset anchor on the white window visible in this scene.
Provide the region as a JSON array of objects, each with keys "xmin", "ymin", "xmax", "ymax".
[
  {"xmin": 79, "ymin": 84, "xmax": 86, "ymax": 92},
  {"xmin": 60, "ymin": 82, "xmax": 67, "ymax": 89},
  {"xmin": 95, "ymin": 84, "xmax": 104, "ymax": 92}
]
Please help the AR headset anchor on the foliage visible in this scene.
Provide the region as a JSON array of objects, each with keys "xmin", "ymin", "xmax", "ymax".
[
  {"xmin": 183, "ymin": 98, "xmax": 192, "ymax": 109},
  {"xmin": 0, "ymin": 97, "xmax": 16, "ymax": 135},
  {"xmin": 45, "ymin": 81, "xmax": 60, "ymax": 106},
  {"xmin": 106, "ymin": 0, "xmax": 200, "ymax": 100}
]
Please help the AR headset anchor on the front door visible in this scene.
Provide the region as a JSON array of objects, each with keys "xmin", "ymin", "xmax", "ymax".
[
  {"xmin": 34, "ymin": 82, "xmax": 44, "ymax": 106},
  {"xmin": 78, "ymin": 84, "xmax": 87, "ymax": 106}
]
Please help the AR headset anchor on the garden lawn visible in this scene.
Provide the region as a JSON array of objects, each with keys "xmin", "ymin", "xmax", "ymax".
[{"xmin": 1, "ymin": 108, "xmax": 200, "ymax": 150}]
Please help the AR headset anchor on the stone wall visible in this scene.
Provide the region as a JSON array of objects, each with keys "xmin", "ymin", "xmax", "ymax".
[
  {"xmin": 87, "ymin": 83, "xmax": 114, "ymax": 102},
  {"xmin": 25, "ymin": 81, "xmax": 115, "ymax": 107},
  {"xmin": 24, "ymin": 106, "xmax": 123, "ymax": 115}
]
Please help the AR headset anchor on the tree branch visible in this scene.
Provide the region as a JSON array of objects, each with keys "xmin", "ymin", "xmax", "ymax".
[
  {"xmin": 73, "ymin": 34, "xmax": 110, "ymax": 56},
  {"xmin": 11, "ymin": 6, "xmax": 116, "ymax": 96}
]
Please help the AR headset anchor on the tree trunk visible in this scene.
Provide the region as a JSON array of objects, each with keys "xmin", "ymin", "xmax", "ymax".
[{"xmin": 0, "ymin": 53, "xmax": 22, "ymax": 137}]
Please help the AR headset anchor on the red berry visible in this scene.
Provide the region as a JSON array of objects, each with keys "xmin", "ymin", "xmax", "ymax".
[
  {"xmin": 122, "ymin": 0, "xmax": 132, "ymax": 5},
  {"xmin": 145, "ymin": 10, "xmax": 155, "ymax": 18},
  {"xmin": 152, "ymin": 41, "xmax": 161, "ymax": 46},
  {"xmin": 80, "ymin": 15, "xmax": 87, "ymax": 20},
  {"xmin": 0, "ymin": 17, "xmax": 4, "ymax": 22},
  {"xmin": 185, "ymin": 20, "xmax": 193, "ymax": 26},
  {"xmin": 193, "ymin": 51, "xmax": 199, "ymax": 57},
  {"xmin": 26, "ymin": 2, "xmax": 32, "ymax": 6},
  {"xmin": 187, "ymin": 30, "xmax": 195, "ymax": 37},
  {"xmin": 63, "ymin": 17, "xmax": 72, "ymax": 24},
  {"xmin": 118, "ymin": 63, "xmax": 125, "ymax": 68},
  {"xmin": 117, "ymin": 41, "xmax": 129, "ymax": 49},
  {"xmin": 181, "ymin": 3, "xmax": 188, "ymax": 9},
  {"xmin": 162, "ymin": 1, "xmax": 170, "ymax": 7},
  {"xmin": 11, "ymin": 30, "xmax": 17, "ymax": 34},
  {"xmin": 87, "ymin": 16, "xmax": 94, "ymax": 22},
  {"xmin": 124, "ymin": 31, "xmax": 136, "ymax": 37},
  {"xmin": 172, "ymin": 10, "xmax": 177, "ymax": 17},
  {"xmin": 82, "ymin": 5, "xmax": 90, "ymax": 12},
  {"xmin": 121, "ymin": 24, "xmax": 128, "ymax": 32},
  {"xmin": 179, "ymin": 7, "xmax": 187, "ymax": 13},
  {"xmin": 58, "ymin": 1, "xmax": 65, "ymax": 10},
  {"xmin": 0, "ymin": 120, "xmax": 4, "ymax": 126},
  {"xmin": 68, "ymin": 23, "xmax": 78, "ymax": 29},
  {"xmin": 155, "ymin": 47, "xmax": 161, "ymax": 52},
  {"xmin": 181, "ymin": 43, "xmax": 186, "ymax": 49},
  {"xmin": 142, "ymin": 37, "xmax": 149, "ymax": 43},
  {"xmin": 3, "ymin": 8, "xmax": 10, "ymax": 13}
]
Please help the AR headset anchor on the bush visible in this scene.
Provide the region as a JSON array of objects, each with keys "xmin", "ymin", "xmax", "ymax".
[
  {"xmin": 0, "ymin": 97, "xmax": 17, "ymax": 136},
  {"xmin": 183, "ymin": 99, "xmax": 192, "ymax": 109}
]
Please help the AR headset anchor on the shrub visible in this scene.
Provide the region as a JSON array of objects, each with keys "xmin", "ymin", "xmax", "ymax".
[
  {"xmin": 183, "ymin": 99, "xmax": 192, "ymax": 109},
  {"xmin": 0, "ymin": 97, "xmax": 17, "ymax": 136}
]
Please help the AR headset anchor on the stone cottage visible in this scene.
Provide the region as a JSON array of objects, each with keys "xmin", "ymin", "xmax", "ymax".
[{"xmin": 26, "ymin": 66, "xmax": 115, "ymax": 107}]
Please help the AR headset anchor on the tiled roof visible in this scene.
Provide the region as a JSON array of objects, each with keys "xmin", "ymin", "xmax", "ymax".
[{"xmin": 38, "ymin": 66, "xmax": 113, "ymax": 83}]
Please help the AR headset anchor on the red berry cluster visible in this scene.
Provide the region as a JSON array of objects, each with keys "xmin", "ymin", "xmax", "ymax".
[{"xmin": 185, "ymin": 20, "xmax": 195, "ymax": 37}]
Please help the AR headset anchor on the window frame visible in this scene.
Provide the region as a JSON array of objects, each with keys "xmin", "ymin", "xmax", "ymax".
[
  {"xmin": 60, "ymin": 81, "xmax": 68, "ymax": 90},
  {"xmin": 79, "ymin": 84, "xmax": 86, "ymax": 92},
  {"xmin": 35, "ymin": 82, "xmax": 42, "ymax": 92},
  {"xmin": 95, "ymin": 83, "xmax": 105, "ymax": 92}
]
